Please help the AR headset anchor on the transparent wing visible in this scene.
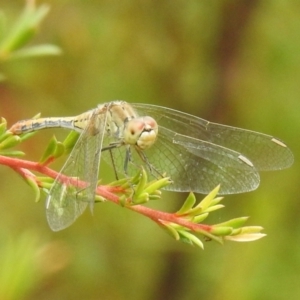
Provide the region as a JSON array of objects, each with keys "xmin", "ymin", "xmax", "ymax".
[
  {"xmin": 132, "ymin": 103, "xmax": 294, "ymax": 171},
  {"xmin": 46, "ymin": 110, "xmax": 107, "ymax": 231},
  {"xmin": 101, "ymin": 125, "xmax": 260, "ymax": 194}
]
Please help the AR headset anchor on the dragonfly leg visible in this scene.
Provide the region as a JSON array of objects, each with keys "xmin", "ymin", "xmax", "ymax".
[
  {"xmin": 124, "ymin": 146, "xmax": 132, "ymax": 175},
  {"xmin": 108, "ymin": 148, "xmax": 119, "ymax": 180},
  {"xmin": 101, "ymin": 142, "xmax": 122, "ymax": 180},
  {"xmin": 136, "ymin": 149, "xmax": 165, "ymax": 179}
]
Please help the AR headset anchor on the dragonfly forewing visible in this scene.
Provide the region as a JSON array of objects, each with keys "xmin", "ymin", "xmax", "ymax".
[
  {"xmin": 46, "ymin": 108, "xmax": 107, "ymax": 231},
  {"xmin": 132, "ymin": 103, "xmax": 294, "ymax": 171}
]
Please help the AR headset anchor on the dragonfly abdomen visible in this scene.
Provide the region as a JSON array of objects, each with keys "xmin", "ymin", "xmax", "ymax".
[{"xmin": 10, "ymin": 115, "xmax": 88, "ymax": 134}]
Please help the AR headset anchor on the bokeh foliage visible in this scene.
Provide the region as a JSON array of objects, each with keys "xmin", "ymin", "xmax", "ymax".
[{"xmin": 0, "ymin": 1, "xmax": 299, "ymax": 299}]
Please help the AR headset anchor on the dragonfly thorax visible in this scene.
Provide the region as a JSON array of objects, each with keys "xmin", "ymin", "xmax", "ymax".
[{"xmin": 124, "ymin": 116, "xmax": 158, "ymax": 150}]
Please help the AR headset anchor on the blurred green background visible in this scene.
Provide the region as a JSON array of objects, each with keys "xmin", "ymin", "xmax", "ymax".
[{"xmin": 0, "ymin": 0, "xmax": 299, "ymax": 299}]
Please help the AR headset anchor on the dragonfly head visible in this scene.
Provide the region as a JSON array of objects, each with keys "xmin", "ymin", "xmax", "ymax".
[{"xmin": 124, "ymin": 116, "xmax": 158, "ymax": 150}]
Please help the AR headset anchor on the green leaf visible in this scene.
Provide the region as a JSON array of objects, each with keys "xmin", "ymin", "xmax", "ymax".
[
  {"xmin": 176, "ymin": 192, "xmax": 196, "ymax": 215},
  {"xmin": 0, "ymin": 127, "xmax": 12, "ymax": 143},
  {"xmin": 214, "ymin": 217, "xmax": 249, "ymax": 229},
  {"xmin": 109, "ymin": 177, "xmax": 134, "ymax": 192},
  {"xmin": 19, "ymin": 131, "xmax": 37, "ymax": 142},
  {"xmin": 133, "ymin": 168, "xmax": 147, "ymax": 198},
  {"xmin": 26, "ymin": 176, "xmax": 41, "ymax": 202},
  {"xmin": 36, "ymin": 176, "xmax": 54, "ymax": 184},
  {"xmin": 225, "ymin": 233, "xmax": 266, "ymax": 242},
  {"xmin": 197, "ymin": 185, "xmax": 221, "ymax": 211},
  {"xmin": 39, "ymin": 136, "xmax": 65, "ymax": 164},
  {"xmin": 159, "ymin": 222, "xmax": 180, "ymax": 240},
  {"xmin": 0, "ymin": 3, "xmax": 50, "ymax": 54},
  {"xmin": 210, "ymin": 196, "xmax": 224, "ymax": 206},
  {"xmin": 210, "ymin": 226, "xmax": 233, "ymax": 236},
  {"xmin": 192, "ymin": 227, "xmax": 223, "ymax": 244},
  {"xmin": 53, "ymin": 141, "xmax": 65, "ymax": 158},
  {"xmin": 119, "ymin": 194, "xmax": 127, "ymax": 207},
  {"xmin": 130, "ymin": 170, "xmax": 144, "ymax": 185},
  {"xmin": 143, "ymin": 176, "xmax": 171, "ymax": 195},
  {"xmin": 239, "ymin": 226, "xmax": 264, "ymax": 234},
  {"xmin": 0, "ymin": 135, "xmax": 21, "ymax": 150},
  {"xmin": 204, "ymin": 204, "xmax": 225, "ymax": 213},
  {"xmin": 132, "ymin": 192, "xmax": 149, "ymax": 204},
  {"xmin": 0, "ymin": 117, "xmax": 8, "ymax": 136},
  {"xmin": 177, "ymin": 230, "xmax": 204, "ymax": 249},
  {"xmin": 192, "ymin": 212, "xmax": 209, "ymax": 223},
  {"xmin": 9, "ymin": 44, "xmax": 62, "ymax": 60},
  {"xmin": 148, "ymin": 194, "xmax": 162, "ymax": 200},
  {"xmin": 0, "ymin": 150, "xmax": 25, "ymax": 157},
  {"xmin": 62, "ymin": 131, "xmax": 79, "ymax": 154}
]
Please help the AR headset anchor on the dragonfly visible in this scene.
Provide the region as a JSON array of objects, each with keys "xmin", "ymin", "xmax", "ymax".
[{"xmin": 9, "ymin": 101, "xmax": 294, "ymax": 231}]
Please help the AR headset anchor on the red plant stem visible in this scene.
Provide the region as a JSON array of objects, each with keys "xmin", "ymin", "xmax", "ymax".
[
  {"xmin": 128, "ymin": 205, "xmax": 212, "ymax": 232},
  {"xmin": 0, "ymin": 155, "xmax": 212, "ymax": 233},
  {"xmin": 0, "ymin": 155, "xmax": 58, "ymax": 178}
]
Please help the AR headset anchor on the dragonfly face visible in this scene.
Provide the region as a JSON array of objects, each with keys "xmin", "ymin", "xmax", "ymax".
[
  {"xmin": 123, "ymin": 117, "xmax": 158, "ymax": 150},
  {"xmin": 9, "ymin": 101, "xmax": 294, "ymax": 231}
]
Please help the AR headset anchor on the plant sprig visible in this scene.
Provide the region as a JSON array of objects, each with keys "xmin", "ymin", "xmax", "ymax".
[{"xmin": 0, "ymin": 118, "xmax": 265, "ymax": 249}]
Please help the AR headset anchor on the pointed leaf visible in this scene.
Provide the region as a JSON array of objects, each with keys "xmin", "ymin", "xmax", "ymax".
[
  {"xmin": 143, "ymin": 176, "xmax": 171, "ymax": 195},
  {"xmin": 19, "ymin": 131, "xmax": 37, "ymax": 142},
  {"xmin": 26, "ymin": 176, "xmax": 41, "ymax": 202},
  {"xmin": 178, "ymin": 230, "xmax": 204, "ymax": 249},
  {"xmin": 214, "ymin": 217, "xmax": 249, "ymax": 229},
  {"xmin": 9, "ymin": 44, "xmax": 62, "ymax": 60},
  {"xmin": 240, "ymin": 226, "xmax": 264, "ymax": 234},
  {"xmin": 39, "ymin": 136, "xmax": 61, "ymax": 164},
  {"xmin": 53, "ymin": 141, "xmax": 65, "ymax": 158},
  {"xmin": 204, "ymin": 204, "xmax": 225, "ymax": 213},
  {"xmin": 176, "ymin": 192, "xmax": 196, "ymax": 215},
  {"xmin": 197, "ymin": 185, "xmax": 220, "ymax": 211},
  {"xmin": 0, "ymin": 131, "xmax": 12, "ymax": 143},
  {"xmin": 192, "ymin": 212, "xmax": 209, "ymax": 223},
  {"xmin": 160, "ymin": 222, "xmax": 180, "ymax": 240},
  {"xmin": 210, "ymin": 226, "xmax": 233, "ymax": 236},
  {"xmin": 225, "ymin": 233, "xmax": 266, "ymax": 242},
  {"xmin": 0, "ymin": 118, "xmax": 7, "ymax": 136},
  {"xmin": 0, "ymin": 135, "xmax": 21, "ymax": 149},
  {"xmin": 132, "ymin": 192, "xmax": 149, "ymax": 204},
  {"xmin": 0, "ymin": 150, "xmax": 25, "ymax": 157},
  {"xmin": 133, "ymin": 168, "xmax": 147, "ymax": 197},
  {"xmin": 0, "ymin": 4, "xmax": 50, "ymax": 53},
  {"xmin": 62, "ymin": 130, "xmax": 80, "ymax": 154}
]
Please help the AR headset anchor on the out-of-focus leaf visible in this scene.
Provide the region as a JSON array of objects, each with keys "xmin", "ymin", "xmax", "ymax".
[
  {"xmin": 0, "ymin": 150, "xmax": 25, "ymax": 157},
  {"xmin": 9, "ymin": 44, "xmax": 62, "ymax": 60},
  {"xmin": 0, "ymin": 135, "xmax": 21, "ymax": 150},
  {"xmin": 0, "ymin": 118, "xmax": 7, "ymax": 136},
  {"xmin": 0, "ymin": 4, "xmax": 50, "ymax": 54}
]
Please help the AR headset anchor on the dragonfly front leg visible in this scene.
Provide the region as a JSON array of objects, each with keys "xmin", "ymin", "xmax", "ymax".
[
  {"xmin": 101, "ymin": 142, "xmax": 122, "ymax": 180},
  {"xmin": 124, "ymin": 145, "xmax": 132, "ymax": 176},
  {"xmin": 136, "ymin": 148, "xmax": 165, "ymax": 179}
]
